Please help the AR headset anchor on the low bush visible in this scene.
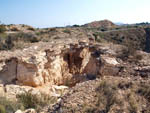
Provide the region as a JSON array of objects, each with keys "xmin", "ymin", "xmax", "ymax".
[
  {"xmin": 0, "ymin": 96, "xmax": 24, "ymax": 113},
  {"xmin": 72, "ymin": 24, "xmax": 80, "ymax": 27},
  {"xmin": 137, "ymin": 84, "xmax": 150, "ymax": 100},
  {"xmin": 0, "ymin": 32, "xmax": 40, "ymax": 51},
  {"xmin": 0, "ymin": 92, "xmax": 57, "ymax": 112},
  {"xmin": 133, "ymin": 54, "xmax": 143, "ymax": 62},
  {"xmin": 0, "ymin": 105, "xmax": 6, "ymax": 113},
  {"xmin": 63, "ymin": 29, "xmax": 71, "ymax": 34},
  {"xmin": 117, "ymin": 40, "xmax": 136, "ymax": 61},
  {"xmin": 96, "ymin": 80, "xmax": 118, "ymax": 113},
  {"xmin": 17, "ymin": 92, "xmax": 57, "ymax": 111},
  {"xmin": 0, "ymin": 25, "xmax": 6, "ymax": 33},
  {"xmin": 82, "ymin": 80, "xmax": 121, "ymax": 113},
  {"xmin": 128, "ymin": 92, "xmax": 138, "ymax": 113}
]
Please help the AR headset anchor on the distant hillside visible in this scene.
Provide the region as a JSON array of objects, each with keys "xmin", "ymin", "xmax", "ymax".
[{"xmin": 83, "ymin": 19, "xmax": 117, "ymax": 28}]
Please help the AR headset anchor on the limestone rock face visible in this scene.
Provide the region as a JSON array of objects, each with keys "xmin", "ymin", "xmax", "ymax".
[
  {"xmin": 0, "ymin": 41, "xmax": 101, "ymax": 87},
  {"xmin": 2, "ymin": 40, "xmax": 148, "ymax": 88},
  {"xmin": 17, "ymin": 51, "xmax": 47, "ymax": 87}
]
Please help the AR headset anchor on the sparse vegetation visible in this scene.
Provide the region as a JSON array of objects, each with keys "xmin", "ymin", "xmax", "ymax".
[
  {"xmin": 17, "ymin": 92, "xmax": 57, "ymax": 111},
  {"xmin": 0, "ymin": 96, "xmax": 24, "ymax": 113},
  {"xmin": 0, "ymin": 92, "xmax": 57, "ymax": 113},
  {"xmin": 35, "ymin": 31, "xmax": 41, "ymax": 36},
  {"xmin": 117, "ymin": 39, "xmax": 137, "ymax": 61},
  {"xmin": 72, "ymin": 24, "xmax": 80, "ymax": 27},
  {"xmin": 93, "ymin": 32, "xmax": 107, "ymax": 43},
  {"xmin": 63, "ymin": 29, "xmax": 71, "ymax": 34},
  {"xmin": 137, "ymin": 84, "xmax": 150, "ymax": 101},
  {"xmin": 128, "ymin": 92, "xmax": 138, "ymax": 113},
  {"xmin": 0, "ymin": 25, "xmax": 6, "ymax": 33},
  {"xmin": 96, "ymin": 80, "xmax": 119, "ymax": 113},
  {"xmin": 0, "ymin": 32, "xmax": 40, "ymax": 50},
  {"xmin": 0, "ymin": 105, "xmax": 6, "ymax": 113},
  {"xmin": 82, "ymin": 80, "xmax": 120, "ymax": 113}
]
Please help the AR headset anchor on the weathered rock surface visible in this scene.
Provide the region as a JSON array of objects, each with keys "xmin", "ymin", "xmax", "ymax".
[
  {"xmin": 0, "ymin": 36, "xmax": 104, "ymax": 87},
  {"xmin": 0, "ymin": 83, "xmax": 69, "ymax": 100},
  {"xmin": 15, "ymin": 109, "xmax": 36, "ymax": 113},
  {"xmin": 0, "ymin": 40, "xmax": 150, "ymax": 88},
  {"xmin": 0, "ymin": 39, "xmax": 92, "ymax": 87},
  {"xmin": 1, "ymin": 37, "xmax": 150, "ymax": 113}
]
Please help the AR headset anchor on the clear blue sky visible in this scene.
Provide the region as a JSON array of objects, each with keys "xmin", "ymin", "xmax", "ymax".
[{"xmin": 0, "ymin": 0, "xmax": 150, "ymax": 28}]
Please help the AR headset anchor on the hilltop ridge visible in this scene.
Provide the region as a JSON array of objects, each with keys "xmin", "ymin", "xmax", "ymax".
[{"xmin": 83, "ymin": 19, "xmax": 117, "ymax": 28}]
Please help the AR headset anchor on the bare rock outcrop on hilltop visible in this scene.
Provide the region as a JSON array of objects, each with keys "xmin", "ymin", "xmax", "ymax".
[{"xmin": 83, "ymin": 19, "xmax": 116, "ymax": 28}]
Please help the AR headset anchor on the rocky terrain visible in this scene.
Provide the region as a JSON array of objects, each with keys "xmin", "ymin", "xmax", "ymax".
[
  {"xmin": 0, "ymin": 20, "xmax": 150, "ymax": 113},
  {"xmin": 83, "ymin": 20, "xmax": 116, "ymax": 29}
]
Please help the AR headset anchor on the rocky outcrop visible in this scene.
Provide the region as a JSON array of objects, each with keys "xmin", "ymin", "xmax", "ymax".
[
  {"xmin": 1, "ymin": 40, "xmax": 146, "ymax": 89},
  {"xmin": 0, "ymin": 38, "xmax": 150, "ymax": 97},
  {"xmin": 83, "ymin": 19, "xmax": 116, "ymax": 28},
  {"xmin": 0, "ymin": 39, "xmax": 101, "ymax": 87}
]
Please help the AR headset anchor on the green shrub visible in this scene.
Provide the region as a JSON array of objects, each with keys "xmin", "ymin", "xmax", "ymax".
[
  {"xmin": 17, "ymin": 92, "xmax": 57, "ymax": 111},
  {"xmin": 72, "ymin": 24, "xmax": 80, "ymax": 27},
  {"xmin": 117, "ymin": 41, "xmax": 136, "ymax": 61},
  {"xmin": 83, "ymin": 105, "xmax": 97, "ymax": 113},
  {"xmin": 0, "ymin": 25, "xmax": 6, "ymax": 33},
  {"xmin": 128, "ymin": 92, "xmax": 138, "ymax": 113},
  {"xmin": 0, "ymin": 32, "xmax": 40, "ymax": 51},
  {"xmin": 96, "ymin": 80, "xmax": 119, "ymax": 113},
  {"xmin": 137, "ymin": 84, "xmax": 150, "ymax": 100},
  {"xmin": 0, "ymin": 96, "xmax": 23, "ymax": 113},
  {"xmin": 134, "ymin": 54, "xmax": 143, "ymax": 61},
  {"xmin": 63, "ymin": 29, "xmax": 71, "ymax": 34},
  {"xmin": 17, "ymin": 92, "xmax": 39, "ymax": 109},
  {"xmin": 0, "ymin": 105, "xmax": 6, "ymax": 113},
  {"xmin": 82, "ymin": 80, "xmax": 122, "ymax": 113},
  {"xmin": 5, "ymin": 35, "xmax": 15, "ymax": 50},
  {"xmin": 36, "ymin": 32, "xmax": 41, "ymax": 36}
]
